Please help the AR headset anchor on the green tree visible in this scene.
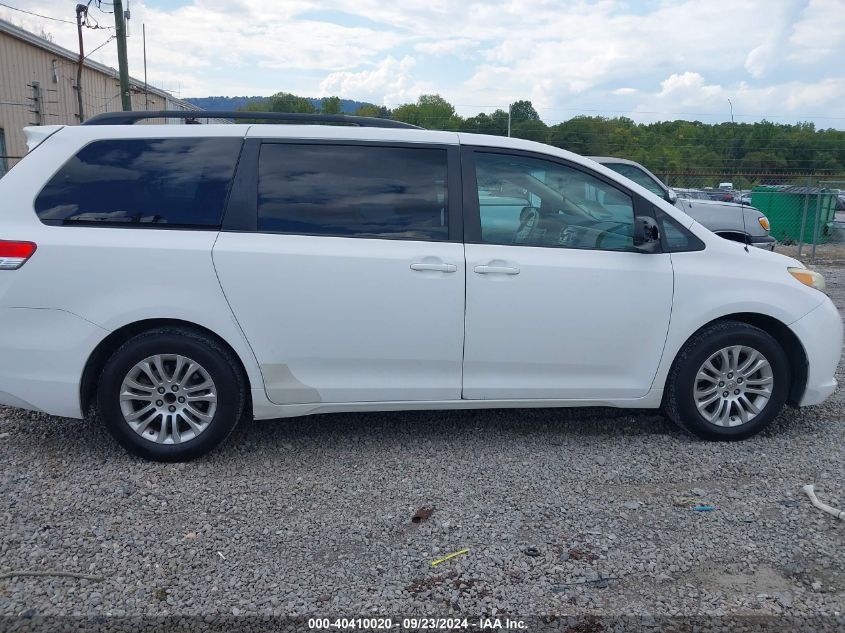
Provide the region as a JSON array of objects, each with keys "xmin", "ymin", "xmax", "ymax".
[
  {"xmin": 511, "ymin": 119, "xmax": 548, "ymax": 143},
  {"xmin": 247, "ymin": 92, "xmax": 316, "ymax": 114},
  {"xmin": 393, "ymin": 94, "xmax": 461, "ymax": 130},
  {"xmin": 321, "ymin": 96, "xmax": 342, "ymax": 114},
  {"xmin": 509, "ymin": 100, "xmax": 540, "ymax": 124},
  {"xmin": 354, "ymin": 104, "xmax": 391, "ymax": 118}
]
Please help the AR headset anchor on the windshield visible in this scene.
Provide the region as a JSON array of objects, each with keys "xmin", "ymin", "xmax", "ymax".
[{"xmin": 603, "ymin": 162, "xmax": 666, "ymax": 198}]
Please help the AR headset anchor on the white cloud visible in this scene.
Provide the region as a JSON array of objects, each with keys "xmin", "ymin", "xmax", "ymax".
[
  {"xmin": 414, "ymin": 38, "xmax": 476, "ymax": 59},
  {"xmin": 1, "ymin": 0, "xmax": 843, "ymax": 126},
  {"xmin": 628, "ymin": 72, "xmax": 845, "ymax": 124},
  {"xmin": 319, "ymin": 56, "xmax": 429, "ymax": 105}
]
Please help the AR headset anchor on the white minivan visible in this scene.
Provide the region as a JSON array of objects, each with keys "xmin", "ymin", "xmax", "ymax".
[{"xmin": 0, "ymin": 112, "xmax": 840, "ymax": 461}]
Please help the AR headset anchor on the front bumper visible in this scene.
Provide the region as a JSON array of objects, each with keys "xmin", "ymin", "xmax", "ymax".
[
  {"xmin": 789, "ymin": 297, "xmax": 843, "ymax": 406},
  {"xmin": 749, "ymin": 235, "xmax": 776, "ymax": 251}
]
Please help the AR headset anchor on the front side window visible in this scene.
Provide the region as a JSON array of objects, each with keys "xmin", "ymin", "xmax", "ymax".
[
  {"xmin": 257, "ymin": 144, "xmax": 448, "ymax": 241},
  {"xmin": 603, "ymin": 162, "xmax": 666, "ymax": 198},
  {"xmin": 35, "ymin": 138, "xmax": 242, "ymax": 227},
  {"xmin": 475, "ymin": 152, "xmax": 636, "ymax": 251},
  {"xmin": 658, "ymin": 210, "xmax": 705, "ymax": 252}
]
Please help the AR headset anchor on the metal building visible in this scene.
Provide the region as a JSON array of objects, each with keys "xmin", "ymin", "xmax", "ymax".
[{"xmin": 0, "ymin": 18, "xmax": 198, "ymax": 175}]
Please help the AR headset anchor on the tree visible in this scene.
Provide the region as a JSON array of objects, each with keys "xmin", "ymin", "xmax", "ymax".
[
  {"xmin": 393, "ymin": 94, "xmax": 461, "ymax": 130},
  {"xmin": 509, "ymin": 100, "xmax": 540, "ymax": 124},
  {"xmin": 247, "ymin": 92, "xmax": 316, "ymax": 113},
  {"xmin": 321, "ymin": 96, "xmax": 342, "ymax": 115},
  {"xmin": 354, "ymin": 104, "xmax": 391, "ymax": 118},
  {"xmin": 511, "ymin": 119, "xmax": 548, "ymax": 143}
]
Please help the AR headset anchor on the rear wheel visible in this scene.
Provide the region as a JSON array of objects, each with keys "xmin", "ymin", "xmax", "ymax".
[
  {"xmin": 665, "ymin": 321, "xmax": 789, "ymax": 440},
  {"xmin": 96, "ymin": 327, "xmax": 245, "ymax": 461}
]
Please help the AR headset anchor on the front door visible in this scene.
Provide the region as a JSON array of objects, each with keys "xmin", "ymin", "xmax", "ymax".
[{"xmin": 462, "ymin": 148, "xmax": 674, "ymax": 400}]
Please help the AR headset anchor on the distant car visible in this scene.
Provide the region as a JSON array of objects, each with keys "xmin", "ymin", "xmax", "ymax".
[
  {"xmin": 711, "ymin": 192, "xmax": 736, "ymax": 202},
  {"xmin": 590, "ymin": 157, "xmax": 775, "ymax": 250}
]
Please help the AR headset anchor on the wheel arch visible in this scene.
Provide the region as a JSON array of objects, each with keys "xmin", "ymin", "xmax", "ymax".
[
  {"xmin": 664, "ymin": 312, "xmax": 808, "ymax": 407},
  {"xmin": 80, "ymin": 318, "xmax": 253, "ymax": 416}
]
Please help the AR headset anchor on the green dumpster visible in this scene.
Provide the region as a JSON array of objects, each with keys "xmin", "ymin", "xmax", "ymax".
[{"xmin": 750, "ymin": 186, "xmax": 837, "ymax": 244}]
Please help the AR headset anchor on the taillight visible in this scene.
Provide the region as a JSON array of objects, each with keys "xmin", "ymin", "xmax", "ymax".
[{"xmin": 0, "ymin": 241, "xmax": 37, "ymax": 270}]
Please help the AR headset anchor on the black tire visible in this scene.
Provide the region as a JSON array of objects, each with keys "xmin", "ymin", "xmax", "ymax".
[
  {"xmin": 664, "ymin": 321, "xmax": 790, "ymax": 440},
  {"xmin": 96, "ymin": 327, "xmax": 246, "ymax": 461}
]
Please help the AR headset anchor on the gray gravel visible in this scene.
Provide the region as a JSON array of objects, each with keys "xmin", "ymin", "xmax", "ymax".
[{"xmin": 1, "ymin": 263, "xmax": 843, "ymax": 628}]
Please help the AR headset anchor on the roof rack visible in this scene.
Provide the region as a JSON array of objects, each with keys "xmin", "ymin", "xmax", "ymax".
[{"xmin": 81, "ymin": 110, "xmax": 421, "ymax": 129}]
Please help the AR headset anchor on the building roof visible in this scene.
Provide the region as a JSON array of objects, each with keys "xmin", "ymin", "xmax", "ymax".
[{"xmin": 0, "ymin": 17, "xmax": 198, "ymax": 110}]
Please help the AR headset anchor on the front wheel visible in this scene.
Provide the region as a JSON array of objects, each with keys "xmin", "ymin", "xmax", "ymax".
[
  {"xmin": 96, "ymin": 327, "xmax": 246, "ymax": 461},
  {"xmin": 665, "ymin": 321, "xmax": 790, "ymax": 440}
]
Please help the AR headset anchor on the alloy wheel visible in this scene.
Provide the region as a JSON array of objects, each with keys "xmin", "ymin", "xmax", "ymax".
[
  {"xmin": 693, "ymin": 345, "xmax": 774, "ymax": 427},
  {"xmin": 119, "ymin": 354, "xmax": 217, "ymax": 444}
]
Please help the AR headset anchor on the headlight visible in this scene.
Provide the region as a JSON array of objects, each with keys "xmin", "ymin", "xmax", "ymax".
[
  {"xmin": 758, "ymin": 216, "xmax": 770, "ymax": 231},
  {"xmin": 788, "ymin": 267, "xmax": 826, "ymax": 292}
]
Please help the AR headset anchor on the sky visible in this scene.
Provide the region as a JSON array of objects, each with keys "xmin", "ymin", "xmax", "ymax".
[{"xmin": 2, "ymin": 0, "xmax": 844, "ymax": 128}]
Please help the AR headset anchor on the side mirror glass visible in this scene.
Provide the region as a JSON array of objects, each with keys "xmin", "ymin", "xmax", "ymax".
[
  {"xmin": 633, "ymin": 215, "xmax": 660, "ymax": 253},
  {"xmin": 666, "ymin": 189, "xmax": 678, "ymax": 204}
]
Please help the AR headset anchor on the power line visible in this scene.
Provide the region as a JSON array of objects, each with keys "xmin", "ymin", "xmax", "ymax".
[{"xmin": 0, "ymin": 1, "xmax": 76, "ymax": 24}]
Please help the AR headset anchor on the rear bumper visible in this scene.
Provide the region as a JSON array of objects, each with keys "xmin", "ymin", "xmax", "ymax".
[
  {"xmin": 0, "ymin": 308, "xmax": 107, "ymax": 418},
  {"xmin": 789, "ymin": 297, "xmax": 843, "ymax": 406}
]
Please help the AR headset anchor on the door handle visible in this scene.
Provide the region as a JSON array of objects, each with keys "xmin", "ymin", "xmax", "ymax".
[
  {"xmin": 474, "ymin": 265, "xmax": 520, "ymax": 275},
  {"xmin": 410, "ymin": 262, "xmax": 457, "ymax": 273}
]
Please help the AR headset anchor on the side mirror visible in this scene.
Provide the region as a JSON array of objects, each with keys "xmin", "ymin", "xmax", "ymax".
[
  {"xmin": 633, "ymin": 215, "xmax": 660, "ymax": 253},
  {"xmin": 666, "ymin": 189, "xmax": 678, "ymax": 204}
]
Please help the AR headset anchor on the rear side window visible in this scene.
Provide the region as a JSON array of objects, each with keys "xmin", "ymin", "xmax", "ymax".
[
  {"xmin": 257, "ymin": 144, "xmax": 448, "ymax": 240},
  {"xmin": 35, "ymin": 138, "xmax": 242, "ymax": 227}
]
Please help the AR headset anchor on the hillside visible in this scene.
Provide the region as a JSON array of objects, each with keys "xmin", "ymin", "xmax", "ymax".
[{"xmin": 184, "ymin": 96, "xmax": 374, "ymax": 114}]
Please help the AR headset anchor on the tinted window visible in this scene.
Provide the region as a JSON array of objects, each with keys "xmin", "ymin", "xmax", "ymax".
[
  {"xmin": 257, "ymin": 144, "xmax": 448, "ymax": 240},
  {"xmin": 475, "ymin": 152, "xmax": 635, "ymax": 251},
  {"xmin": 658, "ymin": 211, "xmax": 705, "ymax": 252},
  {"xmin": 603, "ymin": 162, "xmax": 666, "ymax": 198},
  {"xmin": 35, "ymin": 138, "xmax": 242, "ymax": 227}
]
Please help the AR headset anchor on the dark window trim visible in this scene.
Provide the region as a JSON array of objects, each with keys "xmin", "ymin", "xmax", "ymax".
[
  {"xmin": 221, "ymin": 138, "xmax": 259, "ymax": 232},
  {"xmin": 462, "ymin": 146, "xmax": 660, "ymax": 253},
  {"xmin": 35, "ymin": 136, "xmax": 245, "ymax": 229},
  {"xmin": 223, "ymin": 139, "xmax": 462, "ymax": 243}
]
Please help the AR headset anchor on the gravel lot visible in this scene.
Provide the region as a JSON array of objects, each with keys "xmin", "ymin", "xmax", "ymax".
[{"xmin": 1, "ymin": 256, "xmax": 843, "ymax": 630}]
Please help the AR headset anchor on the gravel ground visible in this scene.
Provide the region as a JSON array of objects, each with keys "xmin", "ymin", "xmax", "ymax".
[{"xmin": 1, "ymin": 260, "xmax": 843, "ymax": 631}]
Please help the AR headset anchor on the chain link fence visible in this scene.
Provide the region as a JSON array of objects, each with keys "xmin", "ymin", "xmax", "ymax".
[{"xmin": 661, "ymin": 172, "xmax": 845, "ymax": 261}]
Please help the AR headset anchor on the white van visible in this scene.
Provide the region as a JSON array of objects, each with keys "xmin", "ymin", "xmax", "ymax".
[{"xmin": 0, "ymin": 112, "xmax": 839, "ymax": 461}]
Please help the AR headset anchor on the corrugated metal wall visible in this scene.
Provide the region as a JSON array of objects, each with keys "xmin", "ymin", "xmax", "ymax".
[{"xmin": 0, "ymin": 28, "xmax": 184, "ymax": 170}]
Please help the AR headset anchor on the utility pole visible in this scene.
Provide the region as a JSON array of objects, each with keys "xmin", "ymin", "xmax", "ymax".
[
  {"xmin": 75, "ymin": 4, "xmax": 87, "ymax": 122},
  {"xmin": 725, "ymin": 98, "xmax": 734, "ymax": 172},
  {"xmin": 507, "ymin": 103, "xmax": 512, "ymax": 137},
  {"xmin": 112, "ymin": 0, "xmax": 132, "ymax": 111},
  {"xmin": 142, "ymin": 24, "xmax": 149, "ymax": 110}
]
